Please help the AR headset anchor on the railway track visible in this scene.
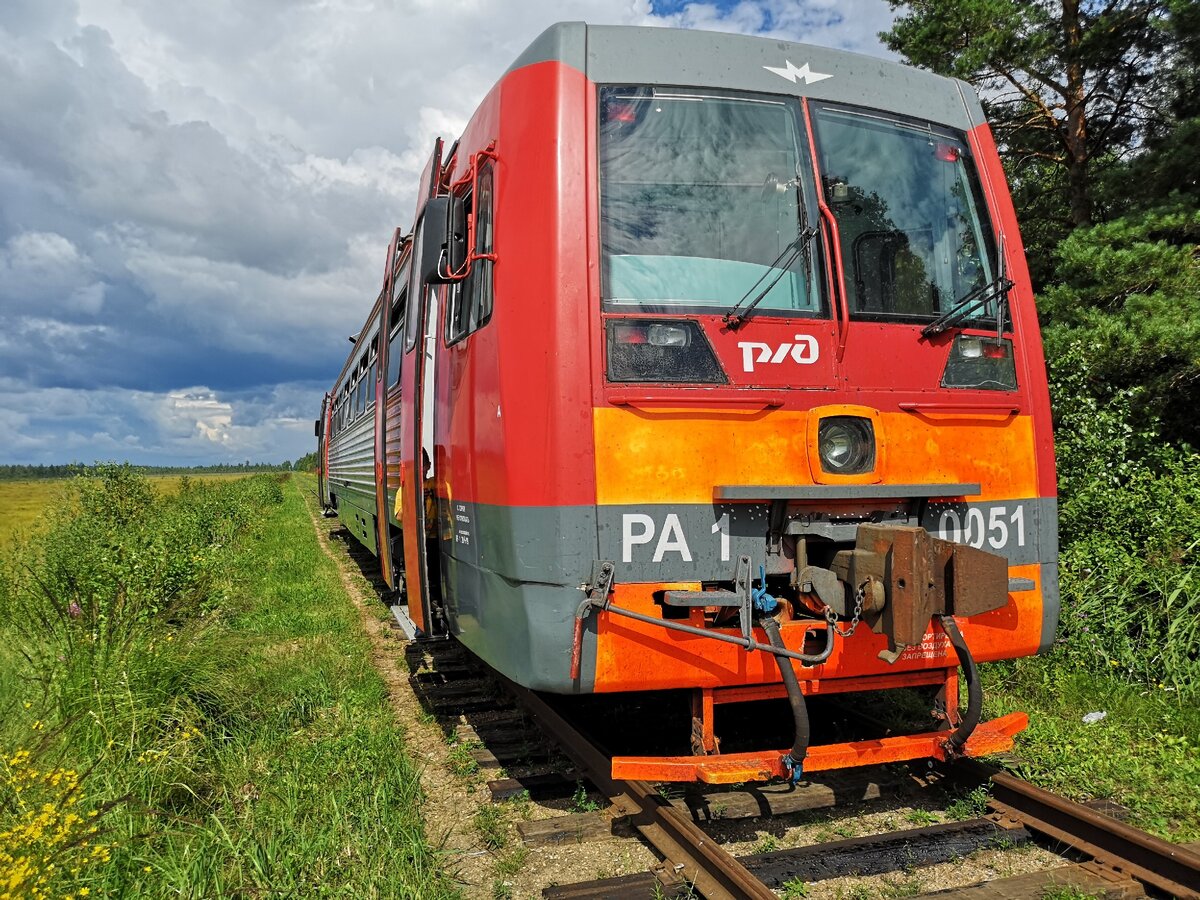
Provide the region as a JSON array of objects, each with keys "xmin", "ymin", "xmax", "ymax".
[{"xmin": 406, "ymin": 635, "xmax": 1200, "ymax": 900}]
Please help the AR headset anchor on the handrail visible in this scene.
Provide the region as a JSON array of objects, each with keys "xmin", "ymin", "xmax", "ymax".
[
  {"xmin": 802, "ymin": 99, "xmax": 849, "ymax": 363},
  {"xmin": 899, "ymin": 401, "xmax": 1021, "ymax": 414}
]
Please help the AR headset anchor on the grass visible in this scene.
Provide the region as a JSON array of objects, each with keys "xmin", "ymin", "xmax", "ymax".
[
  {"xmin": 0, "ymin": 473, "xmax": 251, "ymax": 546},
  {"xmin": 944, "ymin": 786, "xmax": 991, "ymax": 821},
  {"xmin": 984, "ymin": 657, "xmax": 1200, "ymax": 841},
  {"xmin": 0, "ymin": 468, "xmax": 458, "ymax": 898},
  {"xmin": 905, "ymin": 810, "xmax": 938, "ymax": 826}
]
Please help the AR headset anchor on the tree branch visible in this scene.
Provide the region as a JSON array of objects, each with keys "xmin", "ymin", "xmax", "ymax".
[{"xmin": 995, "ymin": 66, "xmax": 1071, "ymax": 153}]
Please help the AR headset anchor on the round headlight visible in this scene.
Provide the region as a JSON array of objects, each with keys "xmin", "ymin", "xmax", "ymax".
[{"xmin": 818, "ymin": 417, "xmax": 875, "ymax": 474}]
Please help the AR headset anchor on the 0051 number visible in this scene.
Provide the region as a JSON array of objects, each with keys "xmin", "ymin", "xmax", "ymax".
[{"xmin": 938, "ymin": 505, "xmax": 1025, "ymax": 551}]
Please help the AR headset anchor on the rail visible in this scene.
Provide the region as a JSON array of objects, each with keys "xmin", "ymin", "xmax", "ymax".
[
  {"xmin": 500, "ymin": 676, "xmax": 776, "ymax": 900},
  {"xmin": 505, "ymin": 671, "xmax": 1200, "ymax": 899},
  {"xmin": 950, "ymin": 758, "xmax": 1200, "ymax": 899},
  {"xmin": 324, "ymin": 502, "xmax": 1200, "ymax": 898}
]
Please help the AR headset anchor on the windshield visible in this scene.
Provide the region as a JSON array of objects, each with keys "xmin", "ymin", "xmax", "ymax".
[
  {"xmin": 810, "ymin": 104, "xmax": 998, "ymax": 324},
  {"xmin": 599, "ymin": 87, "xmax": 824, "ymax": 317}
]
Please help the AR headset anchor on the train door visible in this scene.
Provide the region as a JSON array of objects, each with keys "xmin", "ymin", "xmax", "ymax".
[
  {"xmin": 373, "ymin": 229, "xmax": 406, "ymax": 591},
  {"xmin": 316, "ymin": 392, "xmax": 330, "ymax": 509},
  {"xmin": 396, "ymin": 139, "xmax": 446, "ymax": 637}
]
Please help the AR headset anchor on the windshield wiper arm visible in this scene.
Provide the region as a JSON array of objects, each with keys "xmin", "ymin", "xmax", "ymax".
[
  {"xmin": 921, "ymin": 273, "xmax": 1013, "ymax": 339},
  {"xmin": 722, "ymin": 226, "xmax": 818, "ymax": 330}
]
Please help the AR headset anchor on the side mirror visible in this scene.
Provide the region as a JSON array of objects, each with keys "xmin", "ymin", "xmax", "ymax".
[
  {"xmin": 314, "ymin": 418, "xmax": 322, "ymax": 438},
  {"xmin": 419, "ymin": 195, "xmax": 468, "ymax": 285}
]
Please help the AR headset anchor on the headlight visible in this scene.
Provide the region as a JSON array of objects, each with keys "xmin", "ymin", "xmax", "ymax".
[{"xmin": 818, "ymin": 416, "xmax": 875, "ymax": 474}]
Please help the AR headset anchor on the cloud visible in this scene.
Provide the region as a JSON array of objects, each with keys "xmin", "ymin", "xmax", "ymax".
[
  {"xmin": 0, "ymin": 379, "xmax": 322, "ymax": 465},
  {"xmin": 0, "ymin": 232, "xmax": 107, "ymax": 315},
  {"xmin": 0, "ymin": 0, "xmax": 894, "ymax": 464}
]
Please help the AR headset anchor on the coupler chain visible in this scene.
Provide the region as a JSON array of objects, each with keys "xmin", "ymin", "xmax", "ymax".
[{"xmin": 823, "ymin": 581, "xmax": 867, "ymax": 638}]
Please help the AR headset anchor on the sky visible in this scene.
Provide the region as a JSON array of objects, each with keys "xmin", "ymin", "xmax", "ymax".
[{"xmin": 0, "ymin": 0, "xmax": 897, "ymax": 466}]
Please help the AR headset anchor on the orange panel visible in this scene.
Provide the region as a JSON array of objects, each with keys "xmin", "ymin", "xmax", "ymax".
[
  {"xmin": 591, "ymin": 568, "xmax": 1044, "ymax": 693},
  {"xmin": 709, "ymin": 668, "xmax": 950, "ymax": 704},
  {"xmin": 611, "ymin": 712, "xmax": 1029, "ymax": 784},
  {"xmin": 592, "ymin": 408, "xmax": 1038, "ymax": 504}
]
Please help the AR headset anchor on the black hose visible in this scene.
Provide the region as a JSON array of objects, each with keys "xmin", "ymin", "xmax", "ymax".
[
  {"xmin": 760, "ymin": 614, "xmax": 809, "ymax": 782},
  {"xmin": 938, "ymin": 615, "xmax": 981, "ymax": 753}
]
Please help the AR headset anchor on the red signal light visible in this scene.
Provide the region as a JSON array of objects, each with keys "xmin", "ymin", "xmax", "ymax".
[
  {"xmin": 607, "ymin": 104, "xmax": 638, "ymax": 124},
  {"xmin": 613, "ymin": 323, "xmax": 648, "ymax": 344},
  {"xmin": 983, "ymin": 341, "xmax": 1009, "ymax": 359},
  {"xmin": 934, "ymin": 143, "xmax": 960, "ymax": 162}
]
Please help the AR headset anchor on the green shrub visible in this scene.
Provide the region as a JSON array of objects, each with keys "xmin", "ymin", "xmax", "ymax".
[
  {"xmin": 1046, "ymin": 343, "xmax": 1200, "ymax": 694},
  {"xmin": 0, "ymin": 468, "xmax": 286, "ymax": 782}
]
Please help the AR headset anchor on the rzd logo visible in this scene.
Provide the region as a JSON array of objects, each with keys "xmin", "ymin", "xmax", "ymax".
[{"xmin": 738, "ymin": 335, "xmax": 820, "ymax": 373}]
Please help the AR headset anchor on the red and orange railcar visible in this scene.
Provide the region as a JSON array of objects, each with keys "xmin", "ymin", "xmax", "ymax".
[{"xmin": 318, "ymin": 23, "xmax": 1057, "ymax": 783}]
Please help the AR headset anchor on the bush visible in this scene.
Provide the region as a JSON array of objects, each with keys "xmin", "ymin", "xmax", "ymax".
[
  {"xmin": 0, "ymin": 468, "xmax": 287, "ymax": 892},
  {"xmin": 1046, "ymin": 343, "xmax": 1200, "ymax": 694},
  {"xmin": 2, "ymin": 467, "xmax": 282, "ymax": 712},
  {"xmin": 1040, "ymin": 205, "xmax": 1200, "ymax": 448}
]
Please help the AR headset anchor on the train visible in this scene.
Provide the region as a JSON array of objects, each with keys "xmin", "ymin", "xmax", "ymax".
[{"xmin": 316, "ymin": 22, "xmax": 1057, "ymax": 784}]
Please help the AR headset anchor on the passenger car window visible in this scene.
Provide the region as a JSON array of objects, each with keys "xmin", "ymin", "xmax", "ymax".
[{"xmin": 388, "ymin": 280, "xmax": 407, "ymax": 387}]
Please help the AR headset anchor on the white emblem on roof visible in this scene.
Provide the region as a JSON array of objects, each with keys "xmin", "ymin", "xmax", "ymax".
[{"xmin": 763, "ymin": 60, "xmax": 832, "ymax": 85}]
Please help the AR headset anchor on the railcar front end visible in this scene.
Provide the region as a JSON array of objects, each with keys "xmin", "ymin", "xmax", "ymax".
[{"xmin": 320, "ymin": 23, "xmax": 1058, "ymax": 784}]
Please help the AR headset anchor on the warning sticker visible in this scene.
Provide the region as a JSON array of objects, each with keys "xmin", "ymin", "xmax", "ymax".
[{"xmin": 900, "ymin": 633, "xmax": 952, "ymax": 661}]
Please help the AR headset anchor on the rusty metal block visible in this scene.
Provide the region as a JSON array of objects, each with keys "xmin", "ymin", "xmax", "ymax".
[
  {"xmin": 829, "ymin": 525, "xmax": 1009, "ymax": 663},
  {"xmin": 949, "ymin": 541, "xmax": 1010, "ymax": 618}
]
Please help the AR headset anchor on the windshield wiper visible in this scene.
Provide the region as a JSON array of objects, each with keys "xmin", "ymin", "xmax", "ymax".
[
  {"xmin": 722, "ymin": 226, "xmax": 818, "ymax": 329},
  {"xmin": 920, "ymin": 272, "xmax": 1013, "ymax": 339}
]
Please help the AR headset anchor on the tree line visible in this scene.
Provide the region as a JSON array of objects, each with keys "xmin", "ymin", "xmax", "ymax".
[
  {"xmin": 886, "ymin": 0, "xmax": 1198, "ymax": 444},
  {"xmin": 0, "ymin": 461, "xmax": 303, "ymax": 481}
]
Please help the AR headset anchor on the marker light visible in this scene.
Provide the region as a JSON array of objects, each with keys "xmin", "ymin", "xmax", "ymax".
[
  {"xmin": 607, "ymin": 319, "xmax": 726, "ymax": 384},
  {"xmin": 942, "ymin": 334, "xmax": 1018, "ymax": 391},
  {"xmin": 817, "ymin": 417, "xmax": 876, "ymax": 475},
  {"xmin": 611, "ymin": 323, "xmax": 689, "ymax": 346}
]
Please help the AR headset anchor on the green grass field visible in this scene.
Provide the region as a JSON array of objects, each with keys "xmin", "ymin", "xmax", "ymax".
[
  {"xmin": 0, "ymin": 470, "xmax": 458, "ymax": 898},
  {"xmin": 2, "ymin": 467, "xmax": 1193, "ymax": 900},
  {"xmin": 0, "ymin": 473, "xmax": 252, "ymax": 546},
  {"xmin": 984, "ymin": 660, "xmax": 1200, "ymax": 841}
]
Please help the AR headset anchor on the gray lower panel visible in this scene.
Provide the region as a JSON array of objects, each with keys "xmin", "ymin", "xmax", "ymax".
[
  {"xmin": 444, "ymin": 560, "xmax": 592, "ymax": 693},
  {"xmin": 1038, "ymin": 560, "xmax": 1061, "ymax": 655},
  {"xmin": 440, "ymin": 501, "xmax": 598, "ymax": 586},
  {"xmin": 440, "ymin": 498, "xmax": 1057, "ymax": 586},
  {"xmin": 335, "ymin": 489, "xmax": 378, "ymax": 555}
]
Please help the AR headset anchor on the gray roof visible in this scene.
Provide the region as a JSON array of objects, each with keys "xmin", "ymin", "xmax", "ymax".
[{"xmin": 509, "ymin": 22, "xmax": 984, "ymax": 131}]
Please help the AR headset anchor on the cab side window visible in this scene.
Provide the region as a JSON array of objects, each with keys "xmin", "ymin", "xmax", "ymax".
[
  {"xmin": 388, "ymin": 280, "xmax": 407, "ymax": 387},
  {"xmin": 447, "ymin": 164, "xmax": 495, "ymax": 344}
]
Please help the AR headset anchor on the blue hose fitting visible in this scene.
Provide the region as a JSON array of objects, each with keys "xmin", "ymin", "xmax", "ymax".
[
  {"xmin": 781, "ymin": 752, "xmax": 804, "ymax": 785},
  {"xmin": 751, "ymin": 565, "xmax": 778, "ymax": 613}
]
